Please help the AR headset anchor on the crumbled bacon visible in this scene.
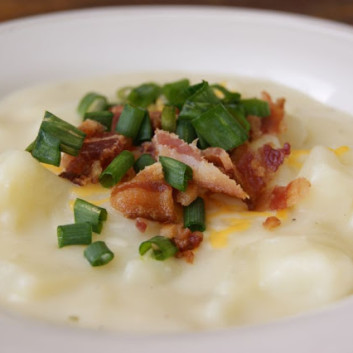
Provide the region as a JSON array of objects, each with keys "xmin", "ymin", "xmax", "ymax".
[
  {"xmin": 139, "ymin": 141, "xmax": 156, "ymax": 158},
  {"xmin": 175, "ymin": 182, "xmax": 199, "ymax": 206},
  {"xmin": 263, "ymin": 216, "xmax": 281, "ymax": 230},
  {"xmin": 79, "ymin": 119, "xmax": 106, "ymax": 136},
  {"xmin": 202, "ymin": 147, "xmax": 236, "ymax": 177},
  {"xmin": 135, "ymin": 218, "xmax": 148, "ymax": 233},
  {"xmin": 111, "ymin": 163, "xmax": 177, "ymax": 223},
  {"xmin": 110, "ymin": 105, "xmax": 124, "ymax": 132},
  {"xmin": 269, "ymin": 177, "xmax": 311, "ymax": 210},
  {"xmin": 60, "ymin": 120, "xmax": 131, "ymax": 185},
  {"xmin": 231, "ymin": 142, "xmax": 290, "ymax": 208},
  {"xmin": 261, "ymin": 91, "xmax": 286, "ymax": 134},
  {"xmin": 149, "ymin": 111, "xmax": 162, "ymax": 130},
  {"xmin": 160, "ymin": 223, "xmax": 203, "ymax": 263},
  {"xmin": 262, "ymin": 143, "xmax": 291, "ymax": 172},
  {"xmin": 153, "ymin": 130, "xmax": 248, "ymax": 199},
  {"xmin": 247, "ymin": 115, "xmax": 263, "ymax": 141}
]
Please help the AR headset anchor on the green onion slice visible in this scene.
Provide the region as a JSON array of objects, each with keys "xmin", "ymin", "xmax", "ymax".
[
  {"xmin": 196, "ymin": 131, "xmax": 210, "ymax": 150},
  {"xmin": 211, "ymin": 84, "xmax": 241, "ymax": 104},
  {"xmin": 31, "ymin": 130, "xmax": 61, "ymax": 166},
  {"xmin": 183, "ymin": 197, "xmax": 206, "ymax": 232},
  {"xmin": 178, "ymin": 81, "xmax": 220, "ymax": 121},
  {"xmin": 226, "ymin": 104, "xmax": 251, "ymax": 132},
  {"xmin": 40, "ymin": 111, "xmax": 86, "ymax": 156},
  {"xmin": 133, "ymin": 154, "xmax": 155, "ymax": 173},
  {"xmin": 162, "ymin": 79, "xmax": 190, "ymax": 108},
  {"xmin": 127, "ymin": 83, "xmax": 161, "ymax": 108},
  {"xmin": 192, "ymin": 104, "xmax": 248, "ymax": 150},
  {"xmin": 161, "ymin": 106, "xmax": 177, "ymax": 132},
  {"xmin": 83, "ymin": 111, "xmax": 113, "ymax": 130},
  {"xmin": 175, "ymin": 120, "xmax": 197, "ymax": 144},
  {"xmin": 99, "ymin": 150, "xmax": 135, "ymax": 188},
  {"xmin": 84, "ymin": 241, "xmax": 114, "ymax": 267},
  {"xmin": 240, "ymin": 98, "xmax": 270, "ymax": 117},
  {"xmin": 57, "ymin": 223, "xmax": 92, "ymax": 248},
  {"xmin": 117, "ymin": 86, "xmax": 133, "ymax": 102},
  {"xmin": 28, "ymin": 111, "xmax": 86, "ymax": 165},
  {"xmin": 134, "ymin": 112, "xmax": 153, "ymax": 145},
  {"xmin": 115, "ymin": 104, "xmax": 146, "ymax": 140},
  {"xmin": 77, "ymin": 92, "xmax": 108, "ymax": 117},
  {"xmin": 74, "ymin": 198, "xmax": 107, "ymax": 234},
  {"xmin": 139, "ymin": 236, "xmax": 178, "ymax": 261},
  {"xmin": 159, "ymin": 156, "xmax": 193, "ymax": 191}
]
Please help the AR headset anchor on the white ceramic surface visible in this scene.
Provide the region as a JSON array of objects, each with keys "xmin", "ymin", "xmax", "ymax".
[{"xmin": 1, "ymin": 6, "xmax": 353, "ymax": 352}]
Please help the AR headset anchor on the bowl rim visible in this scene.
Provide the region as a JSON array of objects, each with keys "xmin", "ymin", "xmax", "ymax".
[{"xmin": 1, "ymin": 6, "xmax": 353, "ymax": 353}]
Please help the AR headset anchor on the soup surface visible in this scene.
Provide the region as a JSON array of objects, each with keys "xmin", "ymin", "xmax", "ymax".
[{"xmin": 1, "ymin": 73, "xmax": 353, "ymax": 332}]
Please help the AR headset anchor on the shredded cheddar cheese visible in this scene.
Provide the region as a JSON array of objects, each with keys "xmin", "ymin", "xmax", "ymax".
[
  {"xmin": 209, "ymin": 219, "xmax": 251, "ymax": 248},
  {"xmin": 42, "ymin": 163, "xmax": 63, "ymax": 174},
  {"xmin": 71, "ymin": 183, "xmax": 108, "ymax": 197},
  {"xmin": 330, "ymin": 145, "xmax": 350, "ymax": 157},
  {"xmin": 287, "ymin": 149, "xmax": 310, "ymax": 168}
]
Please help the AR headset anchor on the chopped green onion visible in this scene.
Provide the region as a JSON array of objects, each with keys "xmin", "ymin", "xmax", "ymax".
[
  {"xmin": 57, "ymin": 223, "xmax": 92, "ymax": 248},
  {"xmin": 25, "ymin": 140, "xmax": 36, "ymax": 153},
  {"xmin": 179, "ymin": 81, "xmax": 220, "ymax": 121},
  {"xmin": 115, "ymin": 104, "xmax": 146, "ymax": 140},
  {"xmin": 211, "ymin": 84, "xmax": 241, "ymax": 104},
  {"xmin": 185, "ymin": 81, "xmax": 205, "ymax": 97},
  {"xmin": 183, "ymin": 197, "xmax": 206, "ymax": 232},
  {"xmin": 74, "ymin": 198, "xmax": 107, "ymax": 234},
  {"xmin": 83, "ymin": 111, "xmax": 113, "ymax": 130},
  {"xmin": 159, "ymin": 156, "xmax": 193, "ymax": 192},
  {"xmin": 40, "ymin": 111, "xmax": 86, "ymax": 156},
  {"xmin": 176, "ymin": 120, "xmax": 197, "ymax": 144},
  {"xmin": 28, "ymin": 111, "xmax": 86, "ymax": 165},
  {"xmin": 226, "ymin": 104, "xmax": 251, "ymax": 132},
  {"xmin": 99, "ymin": 150, "xmax": 135, "ymax": 188},
  {"xmin": 162, "ymin": 79, "xmax": 190, "ymax": 107},
  {"xmin": 117, "ymin": 86, "xmax": 133, "ymax": 102},
  {"xmin": 134, "ymin": 154, "xmax": 155, "ymax": 173},
  {"xmin": 161, "ymin": 106, "xmax": 177, "ymax": 132},
  {"xmin": 139, "ymin": 235, "xmax": 178, "ymax": 261},
  {"xmin": 77, "ymin": 92, "xmax": 108, "ymax": 117},
  {"xmin": 240, "ymin": 98, "xmax": 270, "ymax": 117},
  {"xmin": 84, "ymin": 241, "xmax": 114, "ymax": 267},
  {"xmin": 31, "ymin": 130, "xmax": 61, "ymax": 166},
  {"xmin": 127, "ymin": 83, "xmax": 161, "ymax": 108},
  {"xmin": 192, "ymin": 104, "xmax": 248, "ymax": 150},
  {"xmin": 134, "ymin": 113, "xmax": 152, "ymax": 144},
  {"xmin": 196, "ymin": 132, "xmax": 210, "ymax": 150}
]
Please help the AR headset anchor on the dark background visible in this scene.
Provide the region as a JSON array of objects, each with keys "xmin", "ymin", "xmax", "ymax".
[{"xmin": 1, "ymin": 0, "xmax": 353, "ymax": 25}]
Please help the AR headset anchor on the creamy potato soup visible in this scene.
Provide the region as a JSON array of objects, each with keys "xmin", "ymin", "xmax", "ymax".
[{"xmin": 1, "ymin": 73, "xmax": 353, "ymax": 332}]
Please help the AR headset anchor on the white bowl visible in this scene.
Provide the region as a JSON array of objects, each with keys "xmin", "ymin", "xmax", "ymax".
[{"xmin": 1, "ymin": 6, "xmax": 353, "ymax": 352}]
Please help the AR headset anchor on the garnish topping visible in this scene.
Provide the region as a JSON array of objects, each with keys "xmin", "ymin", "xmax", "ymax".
[{"xmin": 139, "ymin": 235, "xmax": 178, "ymax": 261}]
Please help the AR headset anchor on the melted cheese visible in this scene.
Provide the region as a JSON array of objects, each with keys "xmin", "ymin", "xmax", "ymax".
[{"xmin": 1, "ymin": 73, "xmax": 353, "ymax": 332}]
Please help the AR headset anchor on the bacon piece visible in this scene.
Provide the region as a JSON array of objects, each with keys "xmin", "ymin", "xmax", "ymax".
[
  {"xmin": 139, "ymin": 141, "xmax": 156, "ymax": 157},
  {"xmin": 247, "ymin": 115, "xmax": 263, "ymax": 141},
  {"xmin": 149, "ymin": 111, "xmax": 162, "ymax": 130},
  {"xmin": 202, "ymin": 147, "xmax": 236, "ymax": 177},
  {"xmin": 79, "ymin": 119, "xmax": 106, "ymax": 136},
  {"xmin": 60, "ymin": 120, "xmax": 131, "ymax": 185},
  {"xmin": 160, "ymin": 223, "xmax": 203, "ymax": 263},
  {"xmin": 261, "ymin": 91, "xmax": 286, "ymax": 134},
  {"xmin": 153, "ymin": 130, "xmax": 247, "ymax": 199},
  {"xmin": 269, "ymin": 177, "xmax": 311, "ymax": 210},
  {"xmin": 110, "ymin": 104, "xmax": 124, "ymax": 132},
  {"xmin": 232, "ymin": 142, "xmax": 291, "ymax": 208},
  {"xmin": 263, "ymin": 216, "xmax": 281, "ymax": 230},
  {"xmin": 175, "ymin": 182, "xmax": 199, "ymax": 206},
  {"xmin": 111, "ymin": 163, "xmax": 176, "ymax": 223},
  {"xmin": 135, "ymin": 218, "xmax": 148, "ymax": 233}
]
